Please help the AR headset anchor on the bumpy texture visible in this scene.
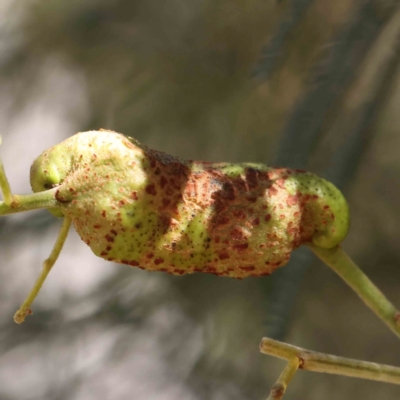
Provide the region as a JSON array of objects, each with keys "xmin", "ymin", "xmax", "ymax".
[{"xmin": 30, "ymin": 130, "xmax": 350, "ymax": 279}]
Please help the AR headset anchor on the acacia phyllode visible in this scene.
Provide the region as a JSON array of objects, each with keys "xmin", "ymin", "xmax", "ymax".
[{"xmin": 29, "ymin": 130, "xmax": 350, "ymax": 279}]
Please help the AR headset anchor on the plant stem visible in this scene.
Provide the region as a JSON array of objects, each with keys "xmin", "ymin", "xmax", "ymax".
[
  {"xmin": 261, "ymin": 337, "xmax": 400, "ymax": 385},
  {"xmin": 266, "ymin": 357, "xmax": 299, "ymax": 400},
  {"xmin": 0, "ymin": 159, "xmax": 13, "ymax": 205},
  {"xmin": 14, "ymin": 217, "xmax": 72, "ymax": 324},
  {"xmin": 0, "ymin": 189, "xmax": 60, "ymax": 216},
  {"xmin": 308, "ymin": 244, "xmax": 400, "ymax": 340}
]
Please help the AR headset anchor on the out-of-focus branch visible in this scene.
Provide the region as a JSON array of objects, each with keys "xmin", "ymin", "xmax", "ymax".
[{"xmin": 253, "ymin": 0, "xmax": 314, "ymax": 79}]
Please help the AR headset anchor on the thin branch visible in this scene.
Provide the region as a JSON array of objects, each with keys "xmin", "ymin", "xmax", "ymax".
[
  {"xmin": 308, "ymin": 244, "xmax": 400, "ymax": 340},
  {"xmin": 266, "ymin": 357, "xmax": 299, "ymax": 400},
  {"xmin": 253, "ymin": 0, "xmax": 314, "ymax": 79},
  {"xmin": 0, "ymin": 137, "xmax": 13, "ymax": 205},
  {"xmin": 261, "ymin": 337, "xmax": 400, "ymax": 385},
  {"xmin": 0, "ymin": 191, "xmax": 60, "ymax": 216},
  {"xmin": 14, "ymin": 217, "xmax": 72, "ymax": 324}
]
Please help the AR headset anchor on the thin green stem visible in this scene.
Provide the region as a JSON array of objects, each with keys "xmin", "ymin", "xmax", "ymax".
[
  {"xmin": 0, "ymin": 189, "xmax": 60, "ymax": 216},
  {"xmin": 0, "ymin": 137, "xmax": 14, "ymax": 205},
  {"xmin": 261, "ymin": 337, "xmax": 400, "ymax": 386},
  {"xmin": 266, "ymin": 357, "xmax": 299, "ymax": 400},
  {"xmin": 308, "ymin": 244, "xmax": 400, "ymax": 340},
  {"xmin": 0, "ymin": 159, "xmax": 13, "ymax": 205},
  {"xmin": 14, "ymin": 217, "xmax": 72, "ymax": 324}
]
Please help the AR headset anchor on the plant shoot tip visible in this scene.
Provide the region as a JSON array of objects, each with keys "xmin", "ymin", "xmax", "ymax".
[{"xmin": 13, "ymin": 307, "xmax": 32, "ymax": 324}]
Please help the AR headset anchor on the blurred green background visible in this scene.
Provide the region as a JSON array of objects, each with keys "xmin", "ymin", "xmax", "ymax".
[{"xmin": 1, "ymin": 0, "xmax": 400, "ymax": 399}]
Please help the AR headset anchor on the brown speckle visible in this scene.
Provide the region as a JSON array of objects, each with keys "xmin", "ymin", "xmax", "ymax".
[
  {"xmin": 160, "ymin": 176, "xmax": 168, "ymax": 188},
  {"xmin": 146, "ymin": 184, "xmax": 157, "ymax": 196},
  {"xmin": 162, "ymin": 198, "xmax": 170, "ymax": 207},
  {"xmin": 230, "ymin": 227, "xmax": 245, "ymax": 240},
  {"xmin": 233, "ymin": 243, "xmax": 249, "ymax": 251},
  {"xmin": 268, "ymin": 186, "xmax": 278, "ymax": 196},
  {"xmin": 233, "ymin": 210, "xmax": 246, "ymax": 220},
  {"xmin": 129, "ymin": 260, "xmax": 139, "ymax": 267},
  {"xmin": 218, "ymin": 252, "xmax": 230, "ymax": 260},
  {"xmin": 286, "ymin": 195, "xmax": 298, "ymax": 206},
  {"xmin": 175, "ymin": 269, "xmax": 186, "ymax": 275},
  {"xmin": 131, "ymin": 191, "xmax": 138, "ymax": 200},
  {"xmin": 105, "ymin": 234, "xmax": 114, "ymax": 243},
  {"xmin": 245, "ymin": 168, "xmax": 258, "ymax": 189},
  {"xmin": 240, "ymin": 266, "xmax": 255, "ymax": 271},
  {"xmin": 55, "ymin": 190, "xmax": 69, "ymax": 204},
  {"xmin": 215, "ymin": 215, "xmax": 230, "ymax": 226},
  {"xmin": 276, "ymin": 179, "xmax": 286, "ymax": 188}
]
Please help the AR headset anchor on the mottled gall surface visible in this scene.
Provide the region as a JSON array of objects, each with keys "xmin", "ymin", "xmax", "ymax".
[{"xmin": 30, "ymin": 131, "xmax": 350, "ymax": 279}]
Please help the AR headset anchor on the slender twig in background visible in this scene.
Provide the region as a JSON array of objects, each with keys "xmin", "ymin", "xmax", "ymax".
[
  {"xmin": 253, "ymin": 0, "xmax": 314, "ymax": 79},
  {"xmin": 266, "ymin": 356, "xmax": 299, "ymax": 400},
  {"xmin": 261, "ymin": 337, "xmax": 400, "ymax": 390}
]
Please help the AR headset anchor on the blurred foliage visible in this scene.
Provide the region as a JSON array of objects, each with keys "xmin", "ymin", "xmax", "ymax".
[{"xmin": 1, "ymin": 0, "xmax": 400, "ymax": 399}]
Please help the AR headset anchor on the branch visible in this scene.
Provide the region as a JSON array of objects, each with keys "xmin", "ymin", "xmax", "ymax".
[
  {"xmin": 309, "ymin": 244, "xmax": 400, "ymax": 340},
  {"xmin": 261, "ymin": 337, "xmax": 400, "ymax": 399}
]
